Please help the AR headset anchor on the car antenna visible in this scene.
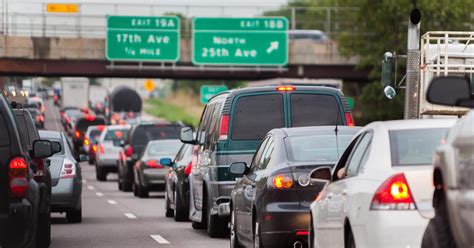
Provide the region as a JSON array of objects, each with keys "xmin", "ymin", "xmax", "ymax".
[{"xmin": 335, "ymin": 108, "xmax": 340, "ymax": 157}]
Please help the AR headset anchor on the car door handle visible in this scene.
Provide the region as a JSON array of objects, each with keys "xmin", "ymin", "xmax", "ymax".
[{"xmin": 326, "ymin": 193, "xmax": 334, "ymax": 200}]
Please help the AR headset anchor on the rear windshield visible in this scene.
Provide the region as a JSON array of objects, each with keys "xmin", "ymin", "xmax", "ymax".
[
  {"xmin": 389, "ymin": 128, "xmax": 447, "ymax": 166},
  {"xmin": 76, "ymin": 118, "xmax": 106, "ymax": 133},
  {"xmin": 131, "ymin": 125, "xmax": 181, "ymax": 145},
  {"xmin": 231, "ymin": 94, "xmax": 284, "ymax": 140},
  {"xmin": 291, "ymin": 94, "xmax": 343, "ymax": 127},
  {"xmin": 146, "ymin": 140, "xmax": 182, "ymax": 156},
  {"xmin": 286, "ymin": 133, "xmax": 354, "ymax": 162},
  {"xmin": 88, "ymin": 130, "xmax": 102, "ymax": 143},
  {"xmin": 104, "ymin": 129, "xmax": 129, "ymax": 141}
]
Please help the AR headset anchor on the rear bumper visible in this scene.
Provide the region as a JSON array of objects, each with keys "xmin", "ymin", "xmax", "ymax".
[
  {"xmin": 0, "ymin": 199, "xmax": 35, "ymax": 247},
  {"xmin": 260, "ymin": 208, "xmax": 310, "ymax": 247},
  {"xmin": 97, "ymin": 158, "xmax": 118, "ymax": 171},
  {"xmin": 141, "ymin": 169, "xmax": 167, "ymax": 189},
  {"xmin": 51, "ymin": 177, "xmax": 81, "ymax": 211}
]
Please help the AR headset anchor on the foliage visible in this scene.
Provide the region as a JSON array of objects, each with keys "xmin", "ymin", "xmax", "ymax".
[{"xmin": 145, "ymin": 98, "xmax": 200, "ymax": 128}]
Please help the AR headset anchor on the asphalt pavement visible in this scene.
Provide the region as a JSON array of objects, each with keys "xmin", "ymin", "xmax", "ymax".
[{"xmin": 44, "ymin": 100, "xmax": 227, "ymax": 248}]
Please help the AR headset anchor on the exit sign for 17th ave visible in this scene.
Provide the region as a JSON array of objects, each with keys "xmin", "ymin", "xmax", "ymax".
[
  {"xmin": 192, "ymin": 17, "xmax": 288, "ymax": 66},
  {"xmin": 106, "ymin": 16, "xmax": 180, "ymax": 62}
]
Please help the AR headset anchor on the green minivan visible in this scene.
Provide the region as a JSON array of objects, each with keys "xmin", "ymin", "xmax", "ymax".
[{"xmin": 179, "ymin": 85, "xmax": 354, "ymax": 238}]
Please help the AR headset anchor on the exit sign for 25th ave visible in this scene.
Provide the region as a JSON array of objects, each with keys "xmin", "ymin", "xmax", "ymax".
[
  {"xmin": 106, "ymin": 16, "xmax": 180, "ymax": 62},
  {"xmin": 192, "ymin": 17, "xmax": 288, "ymax": 66}
]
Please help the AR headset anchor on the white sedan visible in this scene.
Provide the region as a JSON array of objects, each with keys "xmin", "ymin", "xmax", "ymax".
[{"xmin": 309, "ymin": 119, "xmax": 456, "ymax": 248}]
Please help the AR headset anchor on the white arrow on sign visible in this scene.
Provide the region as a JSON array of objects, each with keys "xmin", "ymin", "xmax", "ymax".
[{"xmin": 266, "ymin": 41, "xmax": 279, "ymax": 54}]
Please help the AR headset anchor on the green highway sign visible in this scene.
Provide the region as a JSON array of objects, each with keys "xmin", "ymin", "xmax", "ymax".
[
  {"xmin": 192, "ymin": 17, "xmax": 288, "ymax": 66},
  {"xmin": 200, "ymin": 85, "xmax": 228, "ymax": 104},
  {"xmin": 106, "ymin": 16, "xmax": 180, "ymax": 62}
]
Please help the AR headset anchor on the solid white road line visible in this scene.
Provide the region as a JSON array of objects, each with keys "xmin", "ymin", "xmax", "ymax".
[
  {"xmin": 150, "ymin": 235, "xmax": 170, "ymax": 244},
  {"xmin": 87, "ymin": 185, "xmax": 94, "ymax": 190},
  {"xmin": 124, "ymin": 213, "xmax": 137, "ymax": 219},
  {"xmin": 107, "ymin": 200, "xmax": 117, "ymax": 205},
  {"xmin": 96, "ymin": 192, "xmax": 104, "ymax": 197}
]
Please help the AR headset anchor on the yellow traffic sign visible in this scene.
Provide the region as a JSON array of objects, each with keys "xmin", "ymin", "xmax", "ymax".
[
  {"xmin": 46, "ymin": 3, "xmax": 79, "ymax": 13},
  {"xmin": 144, "ymin": 79, "xmax": 156, "ymax": 93}
]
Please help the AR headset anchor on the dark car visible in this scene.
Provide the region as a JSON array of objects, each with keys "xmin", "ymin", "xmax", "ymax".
[
  {"xmin": 179, "ymin": 85, "xmax": 354, "ymax": 237},
  {"xmin": 14, "ymin": 108, "xmax": 55, "ymax": 247},
  {"xmin": 60, "ymin": 106, "xmax": 80, "ymax": 128},
  {"xmin": 63, "ymin": 109, "xmax": 84, "ymax": 135},
  {"xmin": 117, "ymin": 122, "xmax": 183, "ymax": 192},
  {"xmin": 40, "ymin": 130, "xmax": 84, "ymax": 223},
  {"xmin": 162, "ymin": 143, "xmax": 196, "ymax": 221},
  {"xmin": 0, "ymin": 94, "xmax": 53, "ymax": 247},
  {"xmin": 26, "ymin": 107, "xmax": 45, "ymax": 129},
  {"xmin": 228, "ymin": 126, "xmax": 360, "ymax": 248},
  {"xmin": 83, "ymin": 125, "xmax": 106, "ymax": 165},
  {"xmin": 71, "ymin": 115, "xmax": 106, "ymax": 155}
]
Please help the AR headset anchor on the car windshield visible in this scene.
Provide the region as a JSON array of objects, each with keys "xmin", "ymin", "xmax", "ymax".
[
  {"xmin": 389, "ymin": 128, "xmax": 448, "ymax": 166},
  {"xmin": 104, "ymin": 129, "xmax": 129, "ymax": 141},
  {"xmin": 146, "ymin": 140, "xmax": 182, "ymax": 156},
  {"xmin": 285, "ymin": 133, "xmax": 354, "ymax": 162}
]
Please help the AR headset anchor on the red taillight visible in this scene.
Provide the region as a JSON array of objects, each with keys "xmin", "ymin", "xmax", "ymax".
[
  {"xmin": 371, "ymin": 173, "xmax": 416, "ymax": 210},
  {"xmin": 60, "ymin": 163, "xmax": 75, "ymax": 179},
  {"xmin": 85, "ymin": 114, "xmax": 95, "ymax": 121},
  {"xmin": 276, "ymin": 86, "xmax": 295, "ymax": 91},
  {"xmin": 60, "ymin": 111, "xmax": 64, "ymax": 118},
  {"xmin": 184, "ymin": 162, "xmax": 192, "ymax": 176},
  {"xmin": 36, "ymin": 115, "xmax": 44, "ymax": 122},
  {"xmin": 296, "ymin": 230, "xmax": 309, "ymax": 236},
  {"xmin": 344, "ymin": 113, "xmax": 355, "ymax": 127},
  {"xmin": 125, "ymin": 146, "xmax": 133, "ymax": 157},
  {"xmin": 75, "ymin": 131, "xmax": 81, "ymax": 139},
  {"xmin": 146, "ymin": 160, "xmax": 163, "ymax": 169},
  {"xmin": 9, "ymin": 157, "xmax": 28, "ymax": 199},
  {"xmin": 270, "ymin": 174, "xmax": 293, "ymax": 189},
  {"xmin": 84, "ymin": 138, "xmax": 90, "ymax": 146},
  {"xmin": 218, "ymin": 114, "xmax": 230, "ymax": 140},
  {"xmin": 99, "ymin": 145, "xmax": 104, "ymax": 155},
  {"xmin": 66, "ymin": 117, "xmax": 71, "ymax": 123}
]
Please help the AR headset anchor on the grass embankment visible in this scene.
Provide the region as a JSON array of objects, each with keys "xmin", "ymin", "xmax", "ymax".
[{"xmin": 144, "ymin": 90, "xmax": 203, "ymax": 127}]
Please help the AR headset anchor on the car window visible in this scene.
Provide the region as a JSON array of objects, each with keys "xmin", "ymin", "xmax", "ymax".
[
  {"xmin": 345, "ymin": 132, "xmax": 372, "ymax": 178},
  {"xmin": 0, "ymin": 114, "xmax": 10, "ymax": 146},
  {"xmin": 231, "ymin": 94, "xmax": 284, "ymax": 140},
  {"xmin": 249, "ymin": 137, "xmax": 269, "ymax": 174},
  {"xmin": 291, "ymin": 94, "xmax": 343, "ymax": 127},
  {"xmin": 104, "ymin": 129, "xmax": 128, "ymax": 141},
  {"xmin": 174, "ymin": 144, "xmax": 188, "ymax": 162},
  {"xmin": 197, "ymin": 104, "xmax": 214, "ymax": 144},
  {"xmin": 206, "ymin": 101, "xmax": 222, "ymax": 149},
  {"xmin": 258, "ymin": 136, "xmax": 274, "ymax": 170}
]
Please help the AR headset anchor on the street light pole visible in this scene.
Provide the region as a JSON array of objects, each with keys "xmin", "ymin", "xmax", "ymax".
[{"xmin": 405, "ymin": 8, "xmax": 421, "ymax": 119}]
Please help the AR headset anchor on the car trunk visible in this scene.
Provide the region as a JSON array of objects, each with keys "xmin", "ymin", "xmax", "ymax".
[
  {"xmin": 290, "ymin": 163, "xmax": 334, "ymax": 208},
  {"xmin": 398, "ymin": 166, "xmax": 435, "ymax": 218},
  {"xmin": 49, "ymin": 157, "xmax": 65, "ymax": 186}
]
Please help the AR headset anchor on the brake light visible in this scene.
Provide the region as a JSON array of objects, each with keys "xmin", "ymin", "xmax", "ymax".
[
  {"xmin": 84, "ymin": 138, "xmax": 90, "ymax": 146},
  {"xmin": 184, "ymin": 161, "xmax": 192, "ymax": 176},
  {"xmin": 36, "ymin": 115, "xmax": 44, "ymax": 122},
  {"xmin": 125, "ymin": 146, "xmax": 133, "ymax": 157},
  {"xmin": 9, "ymin": 157, "xmax": 28, "ymax": 199},
  {"xmin": 99, "ymin": 145, "xmax": 104, "ymax": 155},
  {"xmin": 85, "ymin": 114, "xmax": 95, "ymax": 121},
  {"xmin": 270, "ymin": 174, "xmax": 293, "ymax": 189},
  {"xmin": 218, "ymin": 114, "xmax": 230, "ymax": 140},
  {"xmin": 344, "ymin": 113, "xmax": 355, "ymax": 126},
  {"xmin": 296, "ymin": 230, "xmax": 309, "ymax": 236},
  {"xmin": 60, "ymin": 162, "xmax": 76, "ymax": 179},
  {"xmin": 92, "ymin": 144, "xmax": 98, "ymax": 153},
  {"xmin": 75, "ymin": 131, "xmax": 81, "ymax": 139},
  {"xmin": 276, "ymin": 86, "xmax": 295, "ymax": 91},
  {"xmin": 97, "ymin": 125, "xmax": 105, "ymax": 131},
  {"xmin": 66, "ymin": 117, "xmax": 71, "ymax": 123},
  {"xmin": 370, "ymin": 173, "xmax": 416, "ymax": 210},
  {"xmin": 146, "ymin": 160, "xmax": 163, "ymax": 169}
]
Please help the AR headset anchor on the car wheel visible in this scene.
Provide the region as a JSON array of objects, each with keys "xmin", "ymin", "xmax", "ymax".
[
  {"xmin": 421, "ymin": 191, "xmax": 457, "ymax": 248},
  {"xmin": 309, "ymin": 213, "xmax": 315, "ymax": 248},
  {"xmin": 36, "ymin": 209, "xmax": 51, "ymax": 248},
  {"xmin": 254, "ymin": 218, "xmax": 262, "ymax": 248},
  {"xmin": 230, "ymin": 208, "xmax": 242, "ymax": 248},
  {"xmin": 118, "ymin": 179, "xmax": 123, "ymax": 191},
  {"xmin": 192, "ymin": 220, "xmax": 205, "ymax": 229},
  {"xmin": 96, "ymin": 165, "xmax": 106, "ymax": 181},
  {"xmin": 133, "ymin": 183, "xmax": 139, "ymax": 197},
  {"xmin": 123, "ymin": 178, "xmax": 133, "ymax": 192},
  {"xmin": 165, "ymin": 190, "xmax": 174, "ymax": 217},
  {"xmin": 174, "ymin": 188, "xmax": 188, "ymax": 222},
  {"xmin": 137, "ymin": 183, "xmax": 149, "ymax": 198},
  {"xmin": 206, "ymin": 192, "xmax": 228, "ymax": 238},
  {"xmin": 66, "ymin": 207, "xmax": 82, "ymax": 223},
  {"xmin": 345, "ymin": 227, "xmax": 356, "ymax": 248}
]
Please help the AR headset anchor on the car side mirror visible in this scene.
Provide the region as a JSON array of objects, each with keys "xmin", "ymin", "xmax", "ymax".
[
  {"xmin": 52, "ymin": 141, "xmax": 62, "ymax": 154},
  {"xmin": 79, "ymin": 154, "xmax": 88, "ymax": 162},
  {"xmin": 309, "ymin": 166, "xmax": 332, "ymax": 184},
  {"xmin": 180, "ymin": 127, "xmax": 196, "ymax": 144},
  {"xmin": 426, "ymin": 76, "xmax": 474, "ymax": 108},
  {"xmin": 33, "ymin": 140, "xmax": 53, "ymax": 159},
  {"xmin": 160, "ymin": 158, "xmax": 173, "ymax": 167},
  {"xmin": 229, "ymin": 162, "xmax": 248, "ymax": 176}
]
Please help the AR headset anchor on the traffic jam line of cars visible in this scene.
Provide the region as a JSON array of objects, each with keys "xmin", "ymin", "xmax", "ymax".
[{"xmin": 1, "ymin": 76, "xmax": 473, "ymax": 248}]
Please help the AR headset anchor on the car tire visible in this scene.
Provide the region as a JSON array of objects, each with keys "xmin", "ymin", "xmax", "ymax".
[
  {"xmin": 96, "ymin": 165, "xmax": 106, "ymax": 181},
  {"xmin": 174, "ymin": 190, "xmax": 188, "ymax": 222},
  {"xmin": 123, "ymin": 180, "xmax": 133, "ymax": 192},
  {"xmin": 36, "ymin": 210, "xmax": 51, "ymax": 248},
  {"xmin": 66, "ymin": 208, "xmax": 82, "ymax": 223},
  {"xmin": 137, "ymin": 183, "xmax": 149, "ymax": 198},
  {"xmin": 309, "ymin": 213, "xmax": 315, "ymax": 248},
  {"xmin": 133, "ymin": 183, "xmax": 139, "ymax": 197},
  {"xmin": 192, "ymin": 220, "xmax": 205, "ymax": 230},
  {"xmin": 165, "ymin": 190, "xmax": 174, "ymax": 217},
  {"xmin": 345, "ymin": 226, "xmax": 356, "ymax": 248},
  {"xmin": 421, "ymin": 191, "xmax": 457, "ymax": 248},
  {"xmin": 206, "ymin": 192, "xmax": 228, "ymax": 238},
  {"xmin": 230, "ymin": 208, "xmax": 242, "ymax": 248},
  {"xmin": 118, "ymin": 180, "xmax": 123, "ymax": 191},
  {"xmin": 253, "ymin": 217, "xmax": 262, "ymax": 248}
]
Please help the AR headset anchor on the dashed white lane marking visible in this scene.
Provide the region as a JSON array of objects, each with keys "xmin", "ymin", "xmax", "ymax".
[
  {"xmin": 107, "ymin": 200, "xmax": 117, "ymax": 205},
  {"xmin": 87, "ymin": 185, "xmax": 94, "ymax": 190},
  {"xmin": 150, "ymin": 235, "xmax": 170, "ymax": 244},
  {"xmin": 124, "ymin": 213, "xmax": 137, "ymax": 219},
  {"xmin": 82, "ymin": 179, "xmax": 87, "ymax": 184},
  {"xmin": 96, "ymin": 192, "xmax": 104, "ymax": 197}
]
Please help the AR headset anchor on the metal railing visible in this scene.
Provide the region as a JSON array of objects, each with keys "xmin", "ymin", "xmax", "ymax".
[{"xmin": 0, "ymin": 2, "xmax": 359, "ymax": 38}]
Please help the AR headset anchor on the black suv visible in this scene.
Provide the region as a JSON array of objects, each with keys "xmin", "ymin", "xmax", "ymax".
[
  {"xmin": 72, "ymin": 115, "xmax": 106, "ymax": 155},
  {"xmin": 117, "ymin": 123, "xmax": 183, "ymax": 192},
  {"xmin": 0, "ymin": 95, "xmax": 54, "ymax": 247}
]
